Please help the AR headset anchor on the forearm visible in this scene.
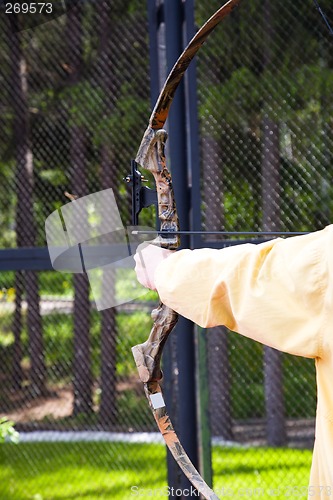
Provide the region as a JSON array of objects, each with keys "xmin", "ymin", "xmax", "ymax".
[{"xmin": 154, "ymin": 229, "xmax": 331, "ymax": 358}]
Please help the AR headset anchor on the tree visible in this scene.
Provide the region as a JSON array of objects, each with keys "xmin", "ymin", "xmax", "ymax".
[
  {"xmin": 261, "ymin": 0, "xmax": 287, "ymax": 447},
  {"xmin": 65, "ymin": 3, "xmax": 93, "ymax": 416},
  {"xmin": 6, "ymin": 15, "xmax": 46, "ymax": 396},
  {"xmin": 202, "ymin": 94, "xmax": 233, "ymax": 440},
  {"xmin": 95, "ymin": 0, "xmax": 118, "ymax": 428}
]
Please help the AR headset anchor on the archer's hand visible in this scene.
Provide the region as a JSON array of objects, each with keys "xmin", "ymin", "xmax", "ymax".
[{"xmin": 134, "ymin": 243, "xmax": 175, "ymax": 291}]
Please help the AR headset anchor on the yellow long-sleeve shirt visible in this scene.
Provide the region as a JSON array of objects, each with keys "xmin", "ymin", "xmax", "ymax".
[{"xmin": 154, "ymin": 225, "xmax": 333, "ymax": 499}]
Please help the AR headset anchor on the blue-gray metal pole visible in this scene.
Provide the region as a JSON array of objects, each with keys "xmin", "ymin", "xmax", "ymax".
[
  {"xmin": 184, "ymin": 0, "xmax": 214, "ymax": 489},
  {"xmin": 184, "ymin": 0, "xmax": 202, "ymax": 244}
]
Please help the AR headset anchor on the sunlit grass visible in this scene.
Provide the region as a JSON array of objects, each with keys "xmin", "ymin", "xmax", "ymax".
[
  {"xmin": 0, "ymin": 442, "xmax": 167, "ymax": 500},
  {"xmin": 213, "ymin": 446, "xmax": 312, "ymax": 499},
  {"xmin": 0, "ymin": 442, "xmax": 313, "ymax": 500}
]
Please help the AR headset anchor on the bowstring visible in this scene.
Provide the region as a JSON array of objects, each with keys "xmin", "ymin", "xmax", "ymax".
[{"xmin": 314, "ymin": 0, "xmax": 333, "ymax": 36}]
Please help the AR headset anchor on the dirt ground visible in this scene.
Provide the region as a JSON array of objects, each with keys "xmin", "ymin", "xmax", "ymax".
[{"xmin": 1, "ymin": 386, "xmax": 74, "ymax": 425}]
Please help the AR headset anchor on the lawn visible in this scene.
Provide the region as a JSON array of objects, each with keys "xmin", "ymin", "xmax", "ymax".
[
  {"xmin": 212, "ymin": 446, "xmax": 312, "ymax": 499},
  {"xmin": 0, "ymin": 442, "xmax": 312, "ymax": 500}
]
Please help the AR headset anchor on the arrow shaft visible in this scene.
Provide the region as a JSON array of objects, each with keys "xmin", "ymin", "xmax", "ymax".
[{"xmin": 132, "ymin": 230, "xmax": 309, "ymax": 236}]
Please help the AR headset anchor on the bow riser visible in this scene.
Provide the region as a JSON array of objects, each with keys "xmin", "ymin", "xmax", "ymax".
[
  {"xmin": 132, "ymin": 303, "xmax": 178, "ymax": 383},
  {"xmin": 136, "ymin": 129, "xmax": 180, "ymax": 248},
  {"xmin": 132, "ymin": 131, "xmax": 180, "ymax": 384},
  {"xmin": 132, "ymin": 127, "xmax": 220, "ymax": 500}
]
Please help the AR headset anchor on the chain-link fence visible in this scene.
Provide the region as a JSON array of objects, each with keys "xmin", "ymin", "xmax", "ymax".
[
  {"xmin": 197, "ymin": 0, "xmax": 331, "ymax": 495},
  {"xmin": 0, "ymin": 0, "xmax": 332, "ymax": 498}
]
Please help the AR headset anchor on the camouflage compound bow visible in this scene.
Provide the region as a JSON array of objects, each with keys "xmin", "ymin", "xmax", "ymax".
[{"xmin": 131, "ymin": 2, "xmax": 241, "ymax": 499}]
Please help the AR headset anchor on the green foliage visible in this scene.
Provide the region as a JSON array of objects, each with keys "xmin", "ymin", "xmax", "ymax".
[
  {"xmin": 38, "ymin": 168, "xmax": 67, "ymax": 187},
  {"xmin": 117, "ymin": 389, "xmax": 154, "ymax": 429},
  {"xmin": 229, "ymin": 333, "xmax": 265, "ymax": 419},
  {"xmin": 0, "ymin": 418, "xmax": 19, "ymax": 444},
  {"xmin": 116, "ymin": 311, "xmax": 154, "ymax": 377},
  {"xmin": 0, "ymin": 5, "xmax": 151, "ymax": 248},
  {"xmin": 60, "ymin": 82, "xmax": 106, "ymax": 131},
  {"xmin": 0, "ymin": 0, "xmax": 332, "ymax": 249},
  {"xmin": 91, "ymin": 84, "xmax": 150, "ymax": 149},
  {"xmin": 202, "ymin": 62, "xmax": 333, "ymax": 129},
  {"xmin": 197, "ymin": 0, "xmax": 333, "ymax": 234},
  {"xmin": 38, "ymin": 272, "xmax": 73, "ymax": 298},
  {"xmin": 0, "ymin": 307, "xmax": 316, "ymax": 421},
  {"xmin": 201, "ymin": 68, "xmax": 261, "ymax": 129},
  {"xmin": 228, "ymin": 331, "xmax": 316, "ymax": 420},
  {"xmin": 224, "ymin": 180, "xmax": 261, "ymax": 232},
  {"xmin": 0, "ymin": 160, "xmax": 16, "ymax": 247},
  {"xmin": 40, "ymin": 276, "xmax": 157, "ymax": 381},
  {"xmin": 283, "ymin": 354, "xmax": 316, "ymax": 418},
  {"xmin": 0, "ymin": 271, "xmax": 15, "ymax": 292},
  {"xmin": 0, "ymin": 304, "xmax": 154, "ymax": 383}
]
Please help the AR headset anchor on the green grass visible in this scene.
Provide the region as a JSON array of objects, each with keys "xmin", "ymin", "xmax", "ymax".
[
  {"xmin": 0, "ymin": 442, "xmax": 312, "ymax": 500},
  {"xmin": 0, "ymin": 442, "xmax": 167, "ymax": 500},
  {"xmin": 213, "ymin": 446, "xmax": 312, "ymax": 499}
]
